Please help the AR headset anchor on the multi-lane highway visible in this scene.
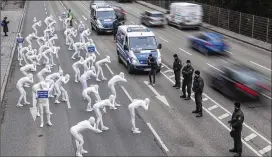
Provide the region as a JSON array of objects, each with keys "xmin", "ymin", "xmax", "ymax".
[{"xmin": 1, "ymin": 1, "xmax": 271, "ymax": 156}]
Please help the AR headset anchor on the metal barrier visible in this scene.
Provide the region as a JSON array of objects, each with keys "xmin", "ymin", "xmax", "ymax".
[{"xmin": 146, "ymin": 0, "xmax": 272, "ymax": 44}]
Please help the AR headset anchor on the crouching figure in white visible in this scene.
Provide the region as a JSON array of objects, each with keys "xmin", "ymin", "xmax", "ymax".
[
  {"xmin": 45, "ymin": 67, "xmax": 63, "ymax": 97},
  {"xmin": 108, "ymin": 72, "xmax": 127, "ymax": 109},
  {"xmin": 25, "ymin": 32, "xmax": 36, "ymax": 46},
  {"xmin": 54, "ymin": 74, "xmax": 70, "ymax": 104},
  {"xmin": 128, "ymin": 98, "xmax": 150, "ymax": 134},
  {"xmin": 95, "ymin": 56, "xmax": 111, "ymax": 81},
  {"xmin": 93, "ymin": 95, "xmax": 115, "ymax": 131},
  {"xmin": 72, "ymin": 57, "xmax": 84, "ymax": 82},
  {"xmin": 80, "ymin": 29, "xmax": 91, "ymax": 43},
  {"xmin": 37, "ymin": 65, "xmax": 51, "ymax": 82},
  {"xmin": 71, "ymin": 42, "xmax": 84, "ymax": 59},
  {"xmin": 82, "ymin": 84, "xmax": 100, "ymax": 112},
  {"xmin": 20, "ymin": 63, "xmax": 36, "ymax": 77},
  {"xmin": 32, "ymin": 21, "xmax": 42, "ymax": 36},
  {"xmin": 16, "ymin": 74, "xmax": 34, "ymax": 107},
  {"xmin": 82, "ymin": 55, "xmax": 96, "ymax": 72},
  {"xmin": 35, "ymin": 82, "xmax": 53, "ymax": 128},
  {"xmin": 70, "ymin": 117, "xmax": 102, "ymax": 157},
  {"xmin": 79, "ymin": 66, "xmax": 96, "ymax": 91}
]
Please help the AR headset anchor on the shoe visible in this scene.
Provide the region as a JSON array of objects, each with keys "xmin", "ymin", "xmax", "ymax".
[
  {"xmin": 192, "ymin": 110, "xmax": 198, "ymax": 113},
  {"xmin": 180, "ymin": 95, "xmax": 186, "ymax": 98},
  {"xmin": 152, "ymin": 83, "xmax": 155, "ymax": 86},
  {"xmin": 173, "ymin": 85, "xmax": 177, "ymax": 87},
  {"xmin": 229, "ymin": 149, "xmax": 237, "ymax": 153},
  {"xmin": 196, "ymin": 113, "xmax": 202, "ymax": 117},
  {"xmin": 185, "ymin": 97, "xmax": 191, "ymax": 100},
  {"xmin": 234, "ymin": 153, "xmax": 241, "ymax": 157},
  {"xmin": 176, "ymin": 87, "xmax": 180, "ymax": 89}
]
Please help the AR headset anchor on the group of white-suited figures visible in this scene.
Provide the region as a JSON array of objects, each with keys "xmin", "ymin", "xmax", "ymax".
[{"xmin": 15, "ymin": 15, "xmax": 150, "ymax": 156}]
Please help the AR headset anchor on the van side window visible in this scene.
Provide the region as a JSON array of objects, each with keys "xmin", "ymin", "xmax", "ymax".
[{"xmin": 124, "ymin": 36, "xmax": 128, "ymax": 47}]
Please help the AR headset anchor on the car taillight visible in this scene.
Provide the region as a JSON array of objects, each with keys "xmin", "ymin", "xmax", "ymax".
[
  {"xmin": 235, "ymin": 83, "xmax": 258, "ymax": 96},
  {"xmin": 257, "ymin": 83, "xmax": 271, "ymax": 91},
  {"xmin": 205, "ymin": 42, "xmax": 212, "ymax": 47}
]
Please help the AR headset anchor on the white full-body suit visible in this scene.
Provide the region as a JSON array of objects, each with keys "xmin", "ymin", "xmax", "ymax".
[
  {"xmin": 43, "ymin": 27, "xmax": 54, "ymax": 40},
  {"xmin": 37, "ymin": 65, "xmax": 51, "ymax": 82},
  {"xmin": 82, "ymin": 84, "xmax": 100, "ymax": 112},
  {"xmin": 70, "ymin": 117, "xmax": 102, "ymax": 157},
  {"xmin": 108, "ymin": 72, "xmax": 127, "ymax": 109},
  {"xmin": 79, "ymin": 66, "xmax": 96, "ymax": 91},
  {"xmin": 44, "ymin": 15, "xmax": 54, "ymax": 28},
  {"xmin": 67, "ymin": 30, "xmax": 77, "ymax": 50},
  {"xmin": 95, "ymin": 56, "xmax": 111, "ymax": 81},
  {"xmin": 50, "ymin": 46, "xmax": 60, "ymax": 63},
  {"xmin": 36, "ymin": 36, "xmax": 46, "ymax": 47},
  {"xmin": 64, "ymin": 28, "xmax": 74, "ymax": 44},
  {"xmin": 78, "ymin": 21, "xmax": 85, "ymax": 34},
  {"xmin": 45, "ymin": 68, "xmax": 63, "ymax": 97},
  {"xmin": 54, "ymin": 74, "xmax": 70, "ymax": 104},
  {"xmin": 82, "ymin": 55, "xmax": 96, "ymax": 72},
  {"xmin": 72, "ymin": 57, "xmax": 84, "ymax": 82},
  {"xmin": 80, "ymin": 29, "xmax": 91, "ymax": 43},
  {"xmin": 32, "ymin": 21, "xmax": 42, "ymax": 36},
  {"xmin": 25, "ymin": 49, "xmax": 38, "ymax": 64},
  {"xmin": 38, "ymin": 42, "xmax": 50, "ymax": 56},
  {"xmin": 48, "ymin": 34, "xmax": 58, "ymax": 47},
  {"xmin": 17, "ymin": 33, "xmax": 24, "ymax": 61},
  {"xmin": 25, "ymin": 33, "xmax": 36, "ymax": 46},
  {"xmin": 93, "ymin": 95, "xmax": 115, "ymax": 131},
  {"xmin": 19, "ymin": 45, "xmax": 32, "ymax": 66},
  {"xmin": 27, "ymin": 52, "xmax": 42, "ymax": 65},
  {"xmin": 41, "ymin": 47, "xmax": 58, "ymax": 66},
  {"xmin": 71, "ymin": 42, "xmax": 84, "ymax": 59},
  {"xmin": 83, "ymin": 41, "xmax": 96, "ymax": 60},
  {"xmin": 20, "ymin": 63, "xmax": 36, "ymax": 76},
  {"xmin": 35, "ymin": 82, "xmax": 53, "ymax": 128},
  {"xmin": 60, "ymin": 12, "xmax": 67, "ymax": 28},
  {"xmin": 64, "ymin": 17, "xmax": 70, "ymax": 29},
  {"xmin": 16, "ymin": 74, "xmax": 34, "ymax": 107},
  {"xmin": 128, "ymin": 98, "xmax": 150, "ymax": 133}
]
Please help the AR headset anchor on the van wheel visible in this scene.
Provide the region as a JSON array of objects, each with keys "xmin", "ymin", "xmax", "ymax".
[{"xmin": 127, "ymin": 63, "xmax": 133, "ymax": 74}]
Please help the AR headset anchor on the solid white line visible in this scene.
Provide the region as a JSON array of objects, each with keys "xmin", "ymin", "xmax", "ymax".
[
  {"xmin": 159, "ymin": 37, "xmax": 169, "ymax": 43},
  {"xmin": 46, "ymin": 12, "xmax": 47, "ymax": 15},
  {"xmin": 95, "ymin": 50, "xmax": 101, "ymax": 56},
  {"xmin": 226, "ymin": 50, "xmax": 233, "ymax": 54},
  {"xmin": 61, "ymin": 3, "xmax": 63, "ymax": 6},
  {"xmin": 250, "ymin": 61, "xmax": 271, "ymax": 71},
  {"xmin": 208, "ymin": 105, "xmax": 218, "ymax": 111},
  {"xmin": 259, "ymin": 145, "xmax": 271, "ymax": 155},
  {"xmin": 74, "ymin": 21, "xmax": 77, "ymax": 24},
  {"xmin": 121, "ymin": 86, "xmax": 133, "ymax": 102},
  {"xmin": 144, "ymin": 81, "xmax": 160, "ymax": 96},
  {"xmin": 82, "ymin": 15, "xmax": 87, "ymax": 20},
  {"xmin": 244, "ymin": 133, "xmax": 257, "ymax": 142},
  {"xmin": 202, "ymin": 98, "xmax": 208, "ymax": 101},
  {"xmin": 105, "ymin": 64, "xmax": 114, "ymax": 75},
  {"xmin": 218, "ymin": 113, "xmax": 229, "ymax": 120},
  {"xmin": 129, "ymin": 21, "xmax": 135, "ymax": 24},
  {"xmin": 147, "ymin": 123, "xmax": 169, "ymax": 152},
  {"xmin": 163, "ymin": 69, "xmax": 172, "ymax": 73},
  {"xmin": 66, "ymin": 91, "xmax": 71, "ymax": 109},
  {"xmin": 261, "ymin": 93, "xmax": 272, "ymax": 100},
  {"xmin": 45, "ymin": 8, "xmax": 46, "ymax": 10},
  {"xmin": 207, "ymin": 63, "xmax": 224, "ymax": 73},
  {"xmin": 178, "ymin": 48, "xmax": 192, "ymax": 55},
  {"xmin": 169, "ymin": 75, "xmax": 175, "ymax": 78}
]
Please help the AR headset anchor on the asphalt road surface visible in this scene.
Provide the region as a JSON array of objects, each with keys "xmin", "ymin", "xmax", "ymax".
[{"xmin": 1, "ymin": 1, "xmax": 271, "ymax": 156}]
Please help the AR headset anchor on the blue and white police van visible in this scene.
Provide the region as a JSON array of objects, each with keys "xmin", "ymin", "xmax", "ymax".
[
  {"xmin": 116, "ymin": 25, "xmax": 162, "ymax": 74},
  {"xmin": 90, "ymin": 4, "xmax": 116, "ymax": 34}
]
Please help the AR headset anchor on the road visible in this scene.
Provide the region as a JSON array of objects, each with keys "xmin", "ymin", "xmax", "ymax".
[{"xmin": 1, "ymin": 1, "xmax": 271, "ymax": 156}]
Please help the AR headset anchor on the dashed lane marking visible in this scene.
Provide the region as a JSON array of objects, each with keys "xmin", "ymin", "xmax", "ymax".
[
  {"xmin": 207, "ymin": 63, "xmax": 224, "ymax": 73},
  {"xmin": 46, "ymin": 12, "xmax": 47, "ymax": 15},
  {"xmin": 159, "ymin": 37, "xmax": 169, "ymax": 43},
  {"xmin": 178, "ymin": 48, "xmax": 192, "ymax": 55},
  {"xmin": 147, "ymin": 123, "xmax": 169, "ymax": 152},
  {"xmin": 250, "ymin": 61, "xmax": 271, "ymax": 72},
  {"xmin": 208, "ymin": 105, "xmax": 218, "ymax": 111},
  {"xmin": 244, "ymin": 133, "xmax": 257, "ymax": 142},
  {"xmin": 218, "ymin": 113, "xmax": 229, "ymax": 120},
  {"xmin": 121, "ymin": 86, "xmax": 133, "ymax": 102},
  {"xmin": 259, "ymin": 145, "xmax": 271, "ymax": 155},
  {"xmin": 74, "ymin": 21, "xmax": 77, "ymax": 24},
  {"xmin": 105, "ymin": 64, "xmax": 114, "ymax": 75}
]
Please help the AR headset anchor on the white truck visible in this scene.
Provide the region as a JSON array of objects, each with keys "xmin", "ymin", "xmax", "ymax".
[{"xmin": 166, "ymin": 2, "xmax": 203, "ymax": 30}]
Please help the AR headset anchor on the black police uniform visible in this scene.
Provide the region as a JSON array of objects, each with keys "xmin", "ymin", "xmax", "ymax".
[
  {"xmin": 173, "ymin": 58, "xmax": 182, "ymax": 88},
  {"xmin": 228, "ymin": 108, "xmax": 244, "ymax": 156},
  {"xmin": 181, "ymin": 65, "xmax": 194, "ymax": 98},
  {"xmin": 113, "ymin": 20, "xmax": 119, "ymax": 40},
  {"xmin": 148, "ymin": 56, "xmax": 157, "ymax": 85},
  {"xmin": 192, "ymin": 75, "xmax": 204, "ymax": 116}
]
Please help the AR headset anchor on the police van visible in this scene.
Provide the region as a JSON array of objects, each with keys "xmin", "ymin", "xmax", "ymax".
[
  {"xmin": 116, "ymin": 25, "xmax": 162, "ymax": 74},
  {"xmin": 90, "ymin": 4, "xmax": 117, "ymax": 34}
]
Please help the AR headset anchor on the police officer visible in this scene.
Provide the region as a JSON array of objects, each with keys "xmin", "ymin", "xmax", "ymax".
[
  {"xmin": 228, "ymin": 102, "xmax": 244, "ymax": 157},
  {"xmin": 172, "ymin": 54, "xmax": 182, "ymax": 89},
  {"xmin": 113, "ymin": 18, "xmax": 120, "ymax": 41},
  {"xmin": 147, "ymin": 54, "xmax": 157, "ymax": 86},
  {"xmin": 67, "ymin": 9, "xmax": 73, "ymax": 26},
  {"xmin": 181, "ymin": 60, "xmax": 194, "ymax": 100},
  {"xmin": 192, "ymin": 70, "xmax": 204, "ymax": 117}
]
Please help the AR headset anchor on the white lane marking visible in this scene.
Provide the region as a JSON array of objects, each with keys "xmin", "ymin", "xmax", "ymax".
[
  {"xmin": 178, "ymin": 48, "xmax": 192, "ymax": 55},
  {"xmin": 82, "ymin": 15, "xmax": 87, "ymax": 20},
  {"xmin": 65, "ymin": 91, "xmax": 71, "ymax": 109},
  {"xmin": 159, "ymin": 37, "xmax": 169, "ymax": 43},
  {"xmin": 143, "ymin": 81, "xmax": 160, "ymax": 96},
  {"xmin": 161, "ymin": 65, "xmax": 165, "ymax": 68},
  {"xmin": 129, "ymin": 21, "xmax": 135, "ymax": 24},
  {"xmin": 160, "ymin": 62, "xmax": 267, "ymax": 155},
  {"xmin": 207, "ymin": 63, "xmax": 224, "ymax": 73},
  {"xmin": 218, "ymin": 113, "xmax": 229, "ymax": 120},
  {"xmin": 202, "ymin": 98, "xmax": 208, "ymax": 101},
  {"xmin": 74, "ymin": 21, "xmax": 77, "ymax": 24},
  {"xmin": 105, "ymin": 64, "xmax": 114, "ymax": 75},
  {"xmin": 208, "ymin": 105, "xmax": 218, "ymax": 111},
  {"xmin": 121, "ymin": 86, "xmax": 133, "ymax": 102},
  {"xmin": 46, "ymin": 12, "xmax": 47, "ymax": 15},
  {"xmin": 147, "ymin": 123, "xmax": 169, "ymax": 152},
  {"xmin": 163, "ymin": 69, "xmax": 172, "ymax": 73},
  {"xmin": 169, "ymin": 75, "xmax": 175, "ymax": 78},
  {"xmin": 259, "ymin": 145, "xmax": 271, "ymax": 155},
  {"xmin": 61, "ymin": 2, "xmax": 64, "ymax": 6},
  {"xmin": 244, "ymin": 133, "xmax": 257, "ymax": 142},
  {"xmin": 226, "ymin": 50, "xmax": 233, "ymax": 54},
  {"xmin": 250, "ymin": 61, "xmax": 271, "ymax": 71},
  {"xmin": 261, "ymin": 93, "xmax": 272, "ymax": 100},
  {"xmin": 95, "ymin": 50, "xmax": 101, "ymax": 56},
  {"xmin": 45, "ymin": 8, "xmax": 46, "ymax": 10}
]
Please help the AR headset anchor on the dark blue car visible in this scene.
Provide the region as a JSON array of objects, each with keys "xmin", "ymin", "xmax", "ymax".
[{"xmin": 189, "ymin": 32, "xmax": 229, "ymax": 56}]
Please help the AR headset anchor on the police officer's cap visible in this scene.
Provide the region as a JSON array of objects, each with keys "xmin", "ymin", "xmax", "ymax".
[
  {"xmin": 186, "ymin": 60, "xmax": 191, "ymax": 63},
  {"xmin": 149, "ymin": 53, "xmax": 152, "ymax": 57},
  {"xmin": 195, "ymin": 70, "xmax": 200, "ymax": 75},
  {"xmin": 173, "ymin": 54, "xmax": 178, "ymax": 57},
  {"xmin": 234, "ymin": 102, "xmax": 241, "ymax": 108}
]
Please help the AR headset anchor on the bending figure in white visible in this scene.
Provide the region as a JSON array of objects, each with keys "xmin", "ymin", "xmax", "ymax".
[
  {"xmin": 32, "ymin": 21, "xmax": 42, "ymax": 36},
  {"xmin": 44, "ymin": 15, "xmax": 54, "ymax": 27},
  {"xmin": 54, "ymin": 74, "xmax": 70, "ymax": 104},
  {"xmin": 128, "ymin": 98, "xmax": 150, "ymax": 134},
  {"xmin": 82, "ymin": 84, "xmax": 100, "ymax": 112},
  {"xmin": 20, "ymin": 63, "xmax": 36, "ymax": 76},
  {"xmin": 78, "ymin": 21, "xmax": 85, "ymax": 34},
  {"xmin": 67, "ymin": 30, "xmax": 77, "ymax": 50},
  {"xmin": 82, "ymin": 55, "xmax": 96, "ymax": 72},
  {"xmin": 71, "ymin": 42, "xmax": 84, "ymax": 59},
  {"xmin": 79, "ymin": 66, "xmax": 96, "ymax": 91},
  {"xmin": 48, "ymin": 34, "xmax": 58, "ymax": 46},
  {"xmin": 19, "ymin": 45, "xmax": 33, "ymax": 66},
  {"xmin": 70, "ymin": 117, "xmax": 102, "ymax": 157},
  {"xmin": 80, "ymin": 29, "xmax": 91, "ymax": 43},
  {"xmin": 37, "ymin": 65, "xmax": 51, "ymax": 82},
  {"xmin": 72, "ymin": 57, "xmax": 84, "ymax": 82},
  {"xmin": 64, "ymin": 27, "xmax": 74, "ymax": 44},
  {"xmin": 43, "ymin": 27, "xmax": 54, "ymax": 40},
  {"xmin": 16, "ymin": 74, "xmax": 34, "ymax": 107},
  {"xmin": 45, "ymin": 67, "xmax": 63, "ymax": 97},
  {"xmin": 95, "ymin": 56, "xmax": 111, "ymax": 81},
  {"xmin": 25, "ymin": 32, "xmax": 36, "ymax": 46}
]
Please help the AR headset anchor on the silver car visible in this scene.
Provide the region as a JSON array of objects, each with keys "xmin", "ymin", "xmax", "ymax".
[{"xmin": 140, "ymin": 11, "xmax": 165, "ymax": 27}]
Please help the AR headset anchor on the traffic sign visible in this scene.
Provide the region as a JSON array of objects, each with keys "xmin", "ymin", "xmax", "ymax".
[
  {"xmin": 61, "ymin": 13, "xmax": 66, "ymax": 19},
  {"xmin": 88, "ymin": 46, "xmax": 96, "ymax": 53},
  {"xmin": 37, "ymin": 90, "xmax": 48, "ymax": 98}
]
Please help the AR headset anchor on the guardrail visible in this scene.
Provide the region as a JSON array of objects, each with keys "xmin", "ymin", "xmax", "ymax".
[{"xmin": 146, "ymin": 0, "xmax": 272, "ymax": 44}]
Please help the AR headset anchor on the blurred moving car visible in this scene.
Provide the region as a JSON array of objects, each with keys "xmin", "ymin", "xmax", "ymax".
[
  {"xmin": 166, "ymin": 2, "xmax": 203, "ymax": 29},
  {"xmin": 140, "ymin": 11, "xmax": 166, "ymax": 27},
  {"xmin": 210, "ymin": 63, "xmax": 271, "ymax": 100},
  {"xmin": 116, "ymin": 0, "xmax": 132, "ymax": 3},
  {"xmin": 112, "ymin": 6, "xmax": 126, "ymax": 24},
  {"xmin": 188, "ymin": 32, "xmax": 229, "ymax": 56}
]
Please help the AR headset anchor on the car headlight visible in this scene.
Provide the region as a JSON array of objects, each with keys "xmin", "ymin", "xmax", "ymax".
[
  {"xmin": 131, "ymin": 57, "xmax": 138, "ymax": 64},
  {"xmin": 97, "ymin": 21, "xmax": 103, "ymax": 28}
]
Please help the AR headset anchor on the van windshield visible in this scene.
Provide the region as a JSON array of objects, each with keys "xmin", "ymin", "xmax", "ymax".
[
  {"xmin": 97, "ymin": 11, "xmax": 116, "ymax": 19},
  {"xmin": 129, "ymin": 36, "xmax": 157, "ymax": 51},
  {"xmin": 151, "ymin": 13, "xmax": 163, "ymax": 17}
]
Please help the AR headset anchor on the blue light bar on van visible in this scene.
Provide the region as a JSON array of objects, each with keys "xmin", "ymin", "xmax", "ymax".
[{"xmin": 127, "ymin": 27, "xmax": 151, "ymax": 32}]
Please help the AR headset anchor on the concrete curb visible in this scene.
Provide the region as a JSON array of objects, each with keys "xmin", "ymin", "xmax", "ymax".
[
  {"xmin": 0, "ymin": 0, "xmax": 29, "ymax": 103},
  {"xmin": 133, "ymin": 1, "xmax": 271, "ymax": 52}
]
